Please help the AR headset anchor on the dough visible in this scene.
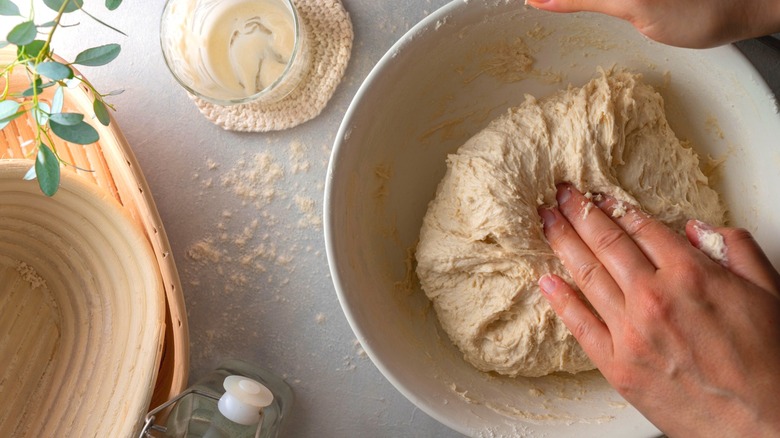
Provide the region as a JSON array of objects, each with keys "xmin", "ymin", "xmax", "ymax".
[{"xmin": 415, "ymin": 70, "xmax": 725, "ymax": 377}]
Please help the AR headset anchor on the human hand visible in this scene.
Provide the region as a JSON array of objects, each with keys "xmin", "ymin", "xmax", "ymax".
[
  {"xmin": 524, "ymin": 0, "xmax": 780, "ymax": 48},
  {"xmin": 538, "ymin": 184, "xmax": 780, "ymax": 437}
]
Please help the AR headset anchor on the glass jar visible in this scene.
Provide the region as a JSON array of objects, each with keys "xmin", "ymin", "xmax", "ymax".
[
  {"xmin": 140, "ymin": 359, "xmax": 293, "ymax": 438},
  {"xmin": 159, "ymin": 0, "xmax": 310, "ymax": 105}
]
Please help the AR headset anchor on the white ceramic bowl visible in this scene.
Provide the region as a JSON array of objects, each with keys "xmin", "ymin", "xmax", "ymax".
[
  {"xmin": 0, "ymin": 160, "xmax": 165, "ymax": 437},
  {"xmin": 325, "ymin": 2, "xmax": 780, "ymax": 437}
]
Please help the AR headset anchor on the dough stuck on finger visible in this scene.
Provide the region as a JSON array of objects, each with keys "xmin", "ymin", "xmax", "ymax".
[
  {"xmin": 415, "ymin": 69, "xmax": 725, "ymax": 377},
  {"xmin": 691, "ymin": 220, "xmax": 728, "ymax": 264}
]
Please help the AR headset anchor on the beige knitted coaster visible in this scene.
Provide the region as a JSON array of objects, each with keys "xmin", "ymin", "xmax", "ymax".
[{"xmin": 192, "ymin": 0, "xmax": 353, "ymax": 132}]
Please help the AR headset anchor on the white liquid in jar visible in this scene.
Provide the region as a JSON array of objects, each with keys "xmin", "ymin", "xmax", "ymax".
[{"xmin": 162, "ymin": 0, "xmax": 297, "ymax": 101}]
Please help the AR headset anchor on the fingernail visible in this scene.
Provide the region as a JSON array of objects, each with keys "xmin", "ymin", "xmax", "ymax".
[
  {"xmin": 691, "ymin": 219, "xmax": 713, "ymax": 232},
  {"xmin": 556, "ymin": 185, "xmax": 572, "ymax": 205},
  {"xmin": 539, "ymin": 274, "xmax": 556, "ymax": 295},
  {"xmin": 591, "ymin": 192, "xmax": 605, "ymax": 206},
  {"xmin": 538, "ymin": 207, "xmax": 557, "ymax": 230}
]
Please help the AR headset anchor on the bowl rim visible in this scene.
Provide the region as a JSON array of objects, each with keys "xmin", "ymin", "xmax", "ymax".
[{"xmin": 324, "ymin": 2, "xmax": 499, "ymax": 433}]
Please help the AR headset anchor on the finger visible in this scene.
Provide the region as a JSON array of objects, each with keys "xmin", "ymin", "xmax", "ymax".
[
  {"xmin": 684, "ymin": 219, "xmax": 727, "ymax": 264},
  {"xmin": 540, "ymin": 204, "xmax": 625, "ymax": 325},
  {"xmin": 539, "ymin": 273, "xmax": 614, "ymax": 368},
  {"xmin": 593, "ymin": 192, "xmax": 692, "ymax": 269},
  {"xmin": 525, "ymin": 0, "xmax": 634, "ymax": 22},
  {"xmin": 555, "ymin": 184, "xmax": 656, "ymax": 287},
  {"xmin": 686, "ymin": 220, "xmax": 780, "ymax": 294}
]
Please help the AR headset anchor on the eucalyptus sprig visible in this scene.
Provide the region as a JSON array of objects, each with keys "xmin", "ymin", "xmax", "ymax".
[{"xmin": 1, "ymin": 0, "xmax": 124, "ymax": 196}]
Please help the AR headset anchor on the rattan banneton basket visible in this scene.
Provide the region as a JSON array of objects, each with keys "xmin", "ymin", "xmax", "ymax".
[{"xmin": 0, "ymin": 49, "xmax": 189, "ymax": 433}]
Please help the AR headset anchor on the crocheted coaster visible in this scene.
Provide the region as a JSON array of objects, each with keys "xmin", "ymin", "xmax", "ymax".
[{"xmin": 192, "ymin": 0, "xmax": 353, "ymax": 132}]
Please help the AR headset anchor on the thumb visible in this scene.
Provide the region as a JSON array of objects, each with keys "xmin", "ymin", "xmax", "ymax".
[{"xmin": 686, "ymin": 220, "xmax": 780, "ymax": 294}]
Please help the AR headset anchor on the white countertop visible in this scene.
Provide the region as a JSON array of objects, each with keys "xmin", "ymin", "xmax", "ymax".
[{"xmin": 39, "ymin": 1, "xmax": 780, "ymax": 437}]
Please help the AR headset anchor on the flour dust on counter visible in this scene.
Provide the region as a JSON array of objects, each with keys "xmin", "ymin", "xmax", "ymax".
[
  {"xmin": 339, "ymin": 339, "xmax": 370, "ymax": 372},
  {"xmin": 183, "ymin": 137, "xmax": 333, "ymax": 370},
  {"xmin": 288, "ymin": 139, "xmax": 312, "ymax": 174},
  {"xmin": 293, "ymin": 195, "xmax": 322, "ymax": 229},
  {"xmin": 218, "ymin": 151, "xmax": 285, "ymax": 208}
]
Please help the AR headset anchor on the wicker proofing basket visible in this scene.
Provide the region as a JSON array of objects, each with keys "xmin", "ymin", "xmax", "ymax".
[{"xmin": 0, "ymin": 48, "xmax": 189, "ymax": 429}]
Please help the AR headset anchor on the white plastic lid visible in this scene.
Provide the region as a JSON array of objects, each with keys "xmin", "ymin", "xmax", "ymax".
[{"xmin": 217, "ymin": 375, "xmax": 274, "ymax": 426}]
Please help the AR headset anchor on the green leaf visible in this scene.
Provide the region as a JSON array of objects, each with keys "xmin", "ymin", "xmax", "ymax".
[
  {"xmin": 33, "ymin": 102, "xmax": 51, "ymax": 126},
  {"xmin": 19, "ymin": 40, "xmax": 47, "ymax": 58},
  {"xmin": 73, "ymin": 44, "xmax": 121, "ymax": 66},
  {"xmin": 49, "ymin": 112, "xmax": 84, "ymax": 126},
  {"xmin": 81, "ymin": 8, "xmax": 126, "ymax": 36},
  {"xmin": 50, "ymin": 119, "xmax": 99, "ymax": 144},
  {"xmin": 93, "ymin": 98, "xmax": 110, "ymax": 126},
  {"xmin": 0, "ymin": 0, "xmax": 20, "ymax": 16},
  {"xmin": 0, "ymin": 111, "xmax": 24, "ymax": 130},
  {"xmin": 0, "ymin": 101, "xmax": 22, "ymax": 130},
  {"xmin": 43, "ymin": 0, "xmax": 83, "ymax": 13},
  {"xmin": 34, "ymin": 144, "xmax": 60, "ymax": 196},
  {"xmin": 0, "ymin": 41, "xmax": 8, "ymax": 49},
  {"xmin": 37, "ymin": 61, "xmax": 73, "ymax": 81},
  {"xmin": 22, "ymin": 78, "xmax": 44, "ymax": 96},
  {"xmin": 0, "ymin": 100, "xmax": 20, "ymax": 119},
  {"xmin": 105, "ymin": 0, "xmax": 122, "ymax": 10},
  {"xmin": 52, "ymin": 87, "xmax": 64, "ymax": 113},
  {"xmin": 23, "ymin": 165, "xmax": 36, "ymax": 181},
  {"xmin": 7, "ymin": 21, "xmax": 36, "ymax": 46}
]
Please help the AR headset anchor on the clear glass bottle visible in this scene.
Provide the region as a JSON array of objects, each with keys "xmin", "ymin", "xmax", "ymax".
[{"xmin": 141, "ymin": 359, "xmax": 293, "ymax": 438}]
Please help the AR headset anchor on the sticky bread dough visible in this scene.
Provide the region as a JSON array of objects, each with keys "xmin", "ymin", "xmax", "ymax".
[{"xmin": 415, "ymin": 70, "xmax": 725, "ymax": 377}]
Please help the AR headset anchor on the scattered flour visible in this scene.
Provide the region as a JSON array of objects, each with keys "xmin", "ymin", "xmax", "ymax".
[
  {"xmin": 186, "ymin": 139, "xmax": 326, "ymax": 296},
  {"xmin": 373, "ymin": 164, "xmax": 392, "ymax": 202},
  {"xmin": 525, "ymin": 24, "xmax": 552, "ymax": 41},
  {"xmin": 468, "ymin": 37, "xmax": 534, "ymax": 84},
  {"xmin": 183, "ymin": 135, "xmax": 338, "ymax": 374},
  {"xmin": 705, "ymin": 114, "xmax": 726, "ymax": 140},
  {"xmin": 15, "ymin": 261, "xmax": 46, "ymax": 290},
  {"xmin": 219, "ymin": 151, "xmax": 284, "ymax": 208},
  {"xmin": 435, "ymin": 16, "xmax": 448, "ymax": 30},
  {"xmin": 186, "ymin": 239, "xmax": 223, "ymax": 264},
  {"xmin": 338, "ymin": 339, "xmax": 369, "ymax": 372},
  {"xmin": 289, "ymin": 139, "xmax": 311, "ymax": 174},
  {"xmin": 352, "ymin": 339, "xmax": 367, "ymax": 358},
  {"xmin": 558, "ymin": 29, "xmax": 619, "ymax": 54},
  {"xmin": 293, "ymin": 195, "xmax": 322, "ymax": 229},
  {"xmin": 464, "ymin": 36, "xmax": 562, "ymax": 85}
]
